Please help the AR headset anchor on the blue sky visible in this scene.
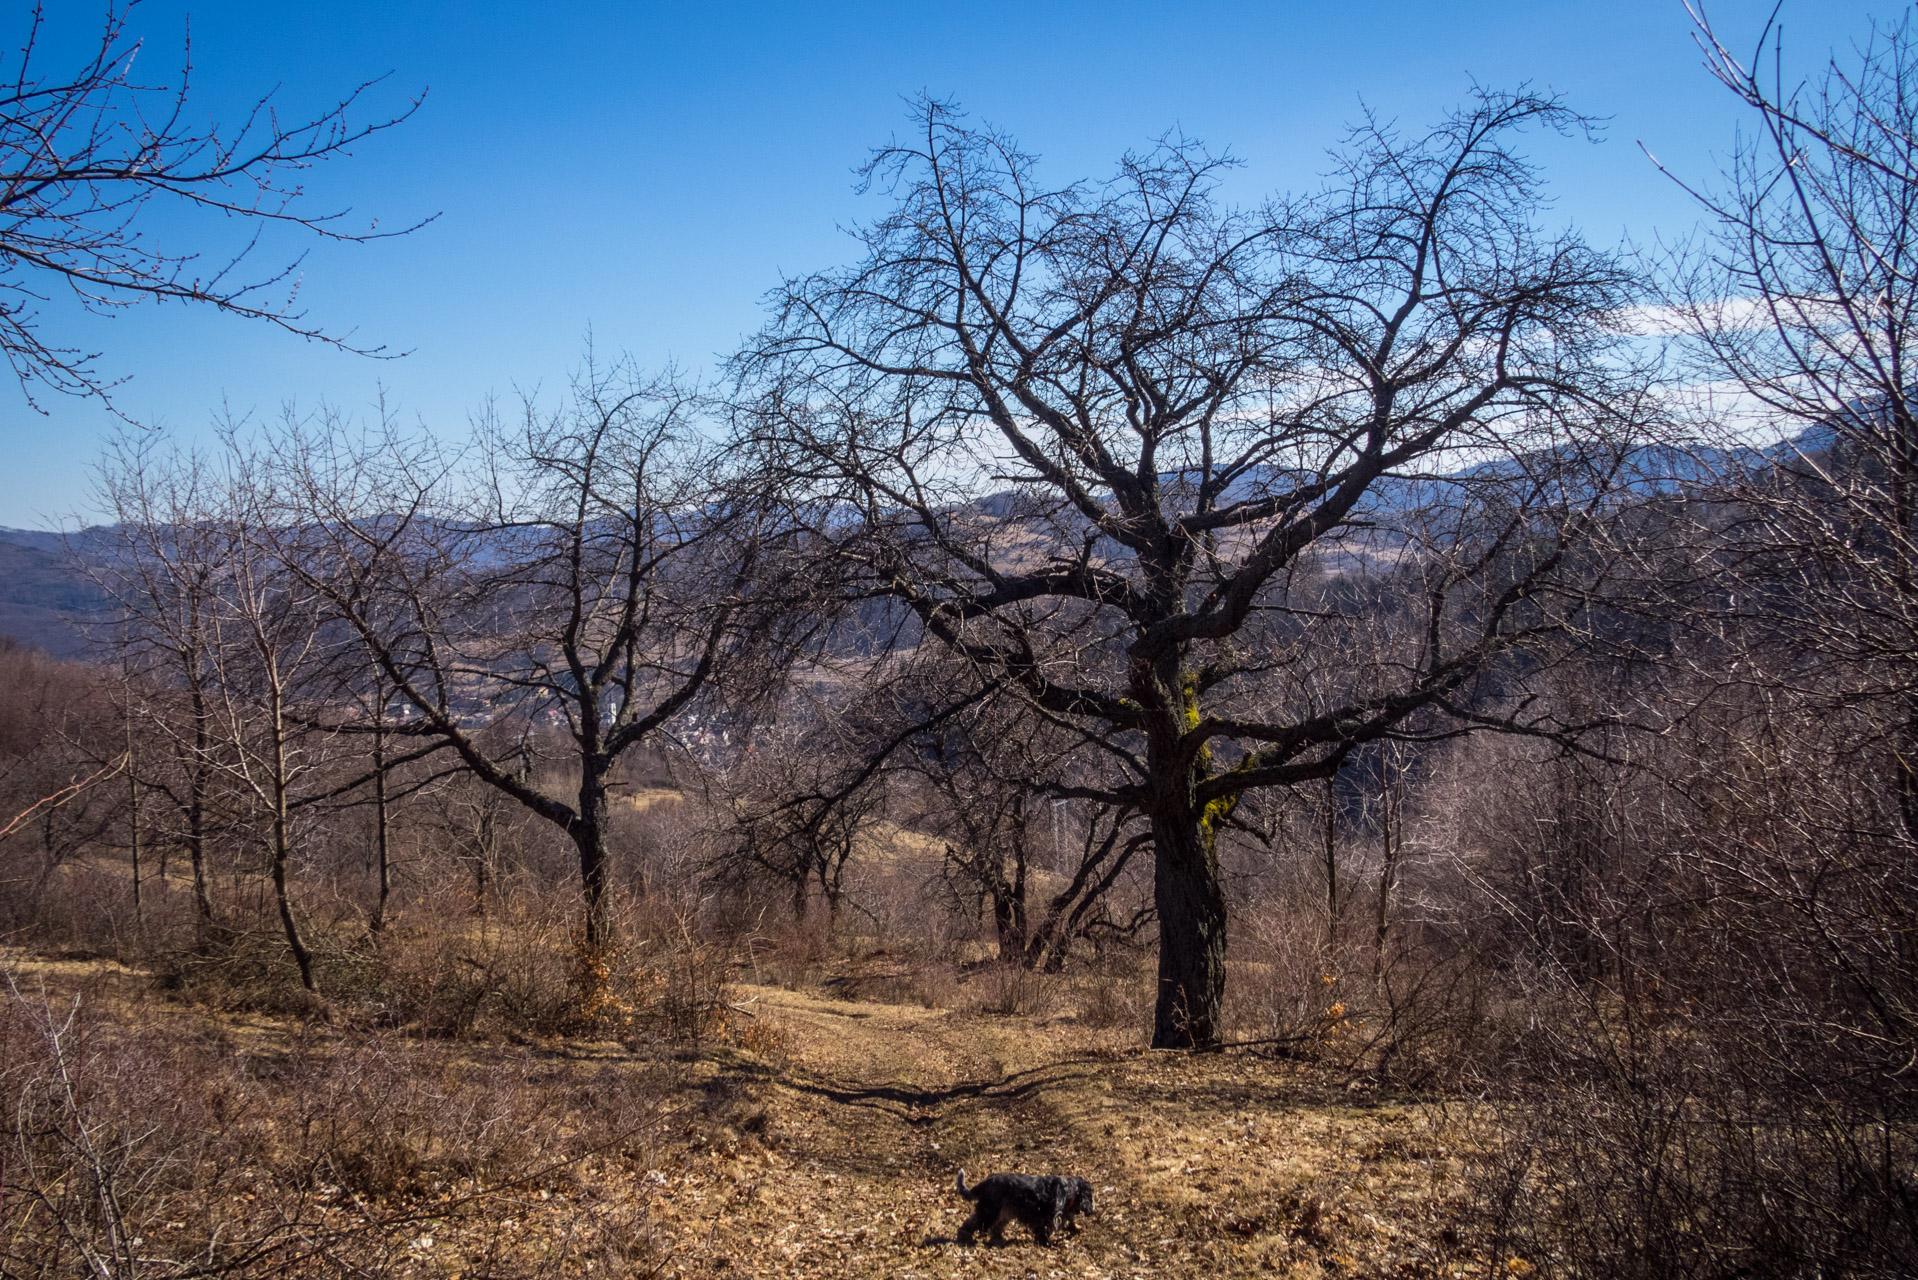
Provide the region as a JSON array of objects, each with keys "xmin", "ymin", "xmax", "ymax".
[{"xmin": 0, "ymin": 0, "xmax": 1886, "ymax": 527}]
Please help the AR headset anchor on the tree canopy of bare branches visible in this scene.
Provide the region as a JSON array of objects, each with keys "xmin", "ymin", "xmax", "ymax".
[
  {"xmin": 1665, "ymin": 8, "xmax": 1918, "ymax": 833},
  {"xmin": 273, "ymin": 359, "xmax": 796, "ymax": 946},
  {"xmin": 738, "ymin": 94, "xmax": 1653, "ymax": 1048},
  {"xmin": 0, "ymin": 0, "xmax": 425, "ymax": 409}
]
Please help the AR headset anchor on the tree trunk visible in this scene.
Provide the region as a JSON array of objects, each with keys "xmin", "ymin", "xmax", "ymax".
[
  {"xmin": 370, "ymin": 709, "xmax": 392, "ymax": 933},
  {"xmin": 1150, "ymin": 807, "xmax": 1227, "ymax": 1050},
  {"xmin": 472, "ymin": 807, "xmax": 493, "ymax": 918},
  {"xmin": 992, "ymin": 819, "xmax": 1030, "ymax": 963},
  {"xmin": 269, "ymin": 818, "xmax": 316, "ymax": 992},
  {"xmin": 991, "ymin": 889, "xmax": 1025, "ymax": 961},
  {"xmin": 186, "ymin": 685, "xmax": 215, "ymax": 935},
  {"xmin": 574, "ymin": 769, "xmax": 612, "ymax": 946},
  {"xmin": 1373, "ymin": 763, "xmax": 1401, "ymax": 985},
  {"xmin": 1892, "ymin": 697, "xmax": 1918, "ymax": 846},
  {"xmin": 126, "ymin": 714, "xmax": 141, "ymax": 925},
  {"xmin": 269, "ymin": 720, "xmax": 317, "ymax": 993},
  {"xmin": 1323, "ymin": 773, "xmax": 1340, "ymax": 947},
  {"xmin": 187, "ymin": 793, "xmax": 213, "ymax": 929}
]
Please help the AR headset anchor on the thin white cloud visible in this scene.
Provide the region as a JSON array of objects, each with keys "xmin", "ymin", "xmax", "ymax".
[{"xmin": 1613, "ymin": 296, "xmax": 1772, "ymax": 337}]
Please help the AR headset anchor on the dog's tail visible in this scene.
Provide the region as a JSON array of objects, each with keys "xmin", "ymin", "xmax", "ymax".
[{"xmin": 955, "ymin": 1168, "xmax": 977, "ymax": 1200}]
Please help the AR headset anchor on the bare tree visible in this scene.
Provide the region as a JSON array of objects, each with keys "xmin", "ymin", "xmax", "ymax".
[
  {"xmin": 721, "ymin": 704, "xmax": 886, "ymax": 929},
  {"xmin": 1495, "ymin": 14, "xmax": 1918, "ymax": 1269},
  {"xmin": 0, "ymin": 1, "xmax": 425, "ymax": 409},
  {"xmin": 421, "ymin": 762, "xmax": 534, "ymax": 924},
  {"xmin": 93, "ymin": 437, "xmax": 232, "ymax": 937},
  {"xmin": 273, "ymin": 359, "xmax": 792, "ymax": 947},
  {"xmin": 739, "ymin": 95, "xmax": 1649, "ymax": 1047},
  {"xmin": 902, "ymin": 682, "xmax": 1151, "ymax": 970},
  {"xmin": 1668, "ymin": 8, "xmax": 1918, "ymax": 833},
  {"xmin": 96, "ymin": 432, "xmax": 350, "ymax": 989},
  {"xmin": 200, "ymin": 447, "xmax": 344, "ymax": 993}
]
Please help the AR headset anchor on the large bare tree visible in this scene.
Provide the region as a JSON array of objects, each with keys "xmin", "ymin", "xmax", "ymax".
[{"xmin": 740, "ymin": 95, "xmax": 1649, "ymax": 1048}]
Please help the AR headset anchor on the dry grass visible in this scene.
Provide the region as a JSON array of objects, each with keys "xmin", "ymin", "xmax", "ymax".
[
  {"xmin": 0, "ymin": 949, "xmax": 679, "ymax": 1279},
  {"xmin": 615, "ymin": 788, "xmax": 686, "ymax": 813},
  {"xmin": 0, "ymin": 941, "xmax": 1505, "ymax": 1280},
  {"xmin": 623, "ymin": 981, "xmax": 1486, "ymax": 1278}
]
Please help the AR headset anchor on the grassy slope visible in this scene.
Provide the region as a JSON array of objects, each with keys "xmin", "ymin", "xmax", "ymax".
[{"xmin": 2, "ymin": 949, "xmax": 1485, "ymax": 1279}]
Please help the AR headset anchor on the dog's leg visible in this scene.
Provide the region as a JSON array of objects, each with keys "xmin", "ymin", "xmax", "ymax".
[
  {"xmin": 1035, "ymin": 1179, "xmax": 1068, "ymax": 1245},
  {"xmin": 1043, "ymin": 1190, "xmax": 1068, "ymax": 1244}
]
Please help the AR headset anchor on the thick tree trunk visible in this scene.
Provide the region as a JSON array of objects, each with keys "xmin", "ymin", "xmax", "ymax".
[
  {"xmin": 1150, "ymin": 807, "xmax": 1228, "ymax": 1049},
  {"xmin": 574, "ymin": 770, "xmax": 612, "ymax": 946}
]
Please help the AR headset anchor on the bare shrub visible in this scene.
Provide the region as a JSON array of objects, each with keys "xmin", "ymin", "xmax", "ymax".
[
  {"xmin": 136, "ymin": 873, "xmax": 753, "ymax": 1052},
  {"xmin": 1069, "ymin": 955, "xmax": 1152, "ymax": 1031},
  {"xmin": 1225, "ymin": 897, "xmax": 1341, "ymax": 1050},
  {"xmin": 1462, "ymin": 984, "xmax": 1918, "ymax": 1280},
  {"xmin": 737, "ymin": 914, "xmax": 832, "ymax": 991},
  {"xmin": 362, "ymin": 902, "xmax": 576, "ymax": 1037},
  {"xmin": 0, "ymin": 969, "xmax": 670, "ymax": 1278},
  {"xmin": 1439, "ymin": 683, "xmax": 1918, "ymax": 1276},
  {"xmin": 962, "ymin": 960, "xmax": 1067, "ymax": 1019},
  {"xmin": 148, "ymin": 927, "xmax": 329, "ymax": 1017},
  {"xmin": 886, "ymin": 957, "xmax": 964, "ymax": 1010},
  {"xmin": 1337, "ymin": 933, "xmax": 1496, "ymax": 1087},
  {"xmin": 13, "ymin": 862, "xmax": 142, "ymax": 958}
]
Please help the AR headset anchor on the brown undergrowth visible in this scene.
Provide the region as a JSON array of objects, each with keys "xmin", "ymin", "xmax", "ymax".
[
  {"xmin": 0, "ymin": 949, "xmax": 681, "ymax": 1279},
  {"xmin": 2, "ymin": 944, "xmax": 1500, "ymax": 1280}
]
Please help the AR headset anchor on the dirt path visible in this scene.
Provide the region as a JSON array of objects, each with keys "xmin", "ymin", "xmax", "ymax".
[{"xmin": 640, "ymin": 984, "xmax": 1476, "ymax": 1279}]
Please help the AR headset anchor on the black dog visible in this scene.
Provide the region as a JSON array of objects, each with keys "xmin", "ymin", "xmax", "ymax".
[{"xmin": 954, "ymin": 1169, "xmax": 1095, "ymax": 1245}]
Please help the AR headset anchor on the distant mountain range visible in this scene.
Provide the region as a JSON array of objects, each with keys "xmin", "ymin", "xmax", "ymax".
[
  {"xmin": 0, "ymin": 425, "xmax": 1830, "ymax": 664},
  {"xmin": 0, "ymin": 528, "xmax": 108, "ymax": 659}
]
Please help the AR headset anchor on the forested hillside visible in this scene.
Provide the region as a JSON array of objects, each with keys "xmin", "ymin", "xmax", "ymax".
[{"xmin": 0, "ymin": 530, "xmax": 105, "ymax": 658}]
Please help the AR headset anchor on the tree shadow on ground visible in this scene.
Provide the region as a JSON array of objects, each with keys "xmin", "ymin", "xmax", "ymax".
[{"xmin": 779, "ymin": 1056, "xmax": 1109, "ymax": 1124}]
